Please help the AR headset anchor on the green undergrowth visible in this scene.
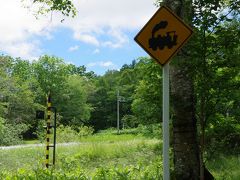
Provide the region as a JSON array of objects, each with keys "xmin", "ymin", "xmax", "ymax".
[
  {"xmin": 0, "ymin": 132, "xmax": 163, "ymax": 179},
  {"xmin": 207, "ymin": 154, "xmax": 240, "ymax": 179},
  {"xmin": 0, "ymin": 160, "xmax": 163, "ymax": 180},
  {"xmin": 1, "ymin": 130, "xmax": 239, "ymax": 179}
]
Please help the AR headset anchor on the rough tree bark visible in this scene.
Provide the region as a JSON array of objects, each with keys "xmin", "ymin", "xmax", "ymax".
[{"xmin": 162, "ymin": 0, "xmax": 200, "ymax": 179}]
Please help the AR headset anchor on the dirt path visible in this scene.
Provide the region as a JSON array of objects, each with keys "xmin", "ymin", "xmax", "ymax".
[{"xmin": 0, "ymin": 142, "xmax": 81, "ymax": 150}]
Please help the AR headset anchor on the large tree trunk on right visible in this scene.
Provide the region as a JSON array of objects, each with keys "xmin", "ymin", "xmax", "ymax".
[
  {"xmin": 163, "ymin": 0, "xmax": 200, "ymax": 179},
  {"xmin": 170, "ymin": 66, "xmax": 200, "ymax": 179}
]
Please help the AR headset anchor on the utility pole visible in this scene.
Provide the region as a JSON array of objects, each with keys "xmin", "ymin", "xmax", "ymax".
[{"xmin": 117, "ymin": 90, "xmax": 120, "ymax": 134}]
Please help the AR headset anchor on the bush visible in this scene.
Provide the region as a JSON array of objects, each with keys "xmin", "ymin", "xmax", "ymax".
[
  {"xmin": 0, "ymin": 161, "xmax": 163, "ymax": 179},
  {"xmin": 0, "ymin": 118, "xmax": 29, "ymax": 146},
  {"xmin": 205, "ymin": 116, "xmax": 240, "ymax": 155},
  {"xmin": 0, "ymin": 117, "xmax": 4, "ymax": 137},
  {"xmin": 137, "ymin": 124, "xmax": 162, "ymax": 138},
  {"xmin": 57, "ymin": 125, "xmax": 79, "ymax": 143},
  {"xmin": 57, "ymin": 125, "xmax": 94, "ymax": 143},
  {"xmin": 35, "ymin": 124, "xmax": 94, "ymax": 143},
  {"xmin": 122, "ymin": 115, "xmax": 138, "ymax": 128},
  {"xmin": 78, "ymin": 125, "xmax": 94, "ymax": 137},
  {"xmin": 34, "ymin": 120, "xmax": 46, "ymax": 142}
]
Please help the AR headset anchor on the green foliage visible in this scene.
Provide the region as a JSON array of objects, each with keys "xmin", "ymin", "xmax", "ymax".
[
  {"xmin": 78, "ymin": 125, "xmax": 94, "ymax": 137},
  {"xmin": 22, "ymin": 0, "xmax": 77, "ymax": 18},
  {"xmin": 35, "ymin": 120, "xmax": 46, "ymax": 142},
  {"xmin": 1, "ymin": 130, "xmax": 239, "ymax": 179},
  {"xmin": 122, "ymin": 115, "xmax": 138, "ymax": 128},
  {"xmin": 0, "ymin": 117, "xmax": 5, "ymax": 138},
  {"xmin": 89, "ymin": 70, "xmax": 120, "ymax": 130},
  {"xmin": 0, "ymin": 162, "xmax": 163, "ymax": 180},
  {"xmin": 56, "ymin": 125, "xmax": 94, "ymax": 143},
  {"xmin": 207, "ymin": 155, "xmax": 240, "ymax": 179},
  {"xmin": 136, "ymin": 124, "xmax": 162, "ymax": 138},
  {"xmin": 56, "ymin": 125, "xmax": 79, "ymax": 143},
  {"xmin": 205, "ymin": 115, "xmax": 240, "ymax": 156},
  {"xmin": 0, "ymin": 120, "xmax": 28, "ymax": 146},
  {"xmin": 60, "ymin": 75, "xmax": 93, "ymax": 126},
  {"xmin": 33, "ymin": 55, "xmax": 69, "ymax": 97},
  {"xmin": 131, "ymin": 57, "xmax": 162, "ymax": 125},
  {"xmin": 0, "ymin": 131, "xmax": 162, "ymax": 179},
  {"xmin": 192, "ymin": 17, "xmax": 240, "ymax": 155}
]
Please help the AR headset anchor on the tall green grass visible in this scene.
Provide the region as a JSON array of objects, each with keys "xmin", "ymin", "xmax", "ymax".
[
  {"xmin": 0, "ymin": 133, "xmax": 163, "ymax": 179},
  {"xmin": 0, "ymin": 133, "xmax": 161, "ymax": 171},
  {"xmin": 1, "ymin": 129, "xmax": 239, "ymax": 179},
  {"xmin": 207, "ymin": 155, "xmax": 240, "ymax": 179}
]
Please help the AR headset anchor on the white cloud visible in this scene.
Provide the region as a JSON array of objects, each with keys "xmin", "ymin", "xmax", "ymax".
[
  {"xmin": 0, "ymin": 0, "xmax": 57, "ymax": 60},
  {"xmin": 0, "ymin": 40, "xmax": 41, "ymax": 61},
  {"xmin": 87, "ymin": 62, "xmax": 97, "ymax": 67},
  {"xmin": 87, "ymin": 61, "xmax": 115, "ymax": 68},
  {"xmin": 73, "ymin": 32, "xmax": 100, "ymax": 46},
  {"xmin": 68, "ymin": 45, "xmax": 79, "ymax": 52},
  {"xmin": 101, "ymin": 29, "xmax": 129, "ymax": 48},
  {"xmin": 70, "ymin": 0, "xmax": 156, "ymax": 29},
  {"xmin": 0, "ymin": 0, "xmax": 157, "ymax": 60},
  {"xmin": 100, "ymin": 61, "xmax": 114, "ymax": 67},
  {"xmin": 62, "ymin": 0, "xmax": 157, "ymax": 47}
]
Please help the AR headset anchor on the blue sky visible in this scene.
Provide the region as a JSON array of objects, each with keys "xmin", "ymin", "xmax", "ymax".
[{"xmin": 0, "ymin": 0, "xmax": 157, "ymax": 75}]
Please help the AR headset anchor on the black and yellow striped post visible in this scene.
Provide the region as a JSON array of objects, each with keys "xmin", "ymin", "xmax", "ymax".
[
  {"xmin": 45, "ymin": 92, "xmax": 52, "ymax": 168},
  {"xmin": 45, "ymin": 92, "xmax": 57, "ymax": 168}
]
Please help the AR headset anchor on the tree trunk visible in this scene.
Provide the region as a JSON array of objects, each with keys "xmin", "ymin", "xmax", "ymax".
[
  {"xmin": 170, "ymin": 66, "xmax": 200, "ymax": 179},
  {"xmin": 162, "ymin": 0, "xmax": 200, "ymax": 179}
]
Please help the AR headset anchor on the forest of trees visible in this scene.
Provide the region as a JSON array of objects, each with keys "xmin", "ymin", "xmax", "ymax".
[{"xmin": 0, "ymin": 55, "xmax": 164, "ymax": 137}]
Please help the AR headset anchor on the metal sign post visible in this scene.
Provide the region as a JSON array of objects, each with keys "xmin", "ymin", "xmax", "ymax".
[
  {"xmin": 163, "ymin": 62, "xmax": 170, "ymax": 180},
  {"xmin": 134, "ymin": 5, "xmax": 193, "ymax": 179}
]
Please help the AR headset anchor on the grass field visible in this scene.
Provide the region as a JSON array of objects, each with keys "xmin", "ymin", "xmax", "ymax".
[{"xmin": 0, "ymin": 130, "xmax": 239, "ymax": 179}]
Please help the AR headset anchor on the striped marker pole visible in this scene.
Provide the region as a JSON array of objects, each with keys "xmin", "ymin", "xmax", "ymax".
[{"xmin": 45, "ymin": 92, "xmax": 51, "ymax": 168}]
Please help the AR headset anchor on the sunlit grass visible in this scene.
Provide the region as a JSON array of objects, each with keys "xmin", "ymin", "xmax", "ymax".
[
  {"xmin": 23, "ymin": 140, "xmax": 40, "ymax": 144},
  {"xmin": 207, "ymin": 154, "xmax": 240, "ymax": 179},
  {"xmin": 1, "ymin": 131, "xmax": 239, "ymax": 179},
  {"xmin": 0, "ymin": 146, "xmax": 44, "ymax": 171},
  {"xmin": 0, "ymin": 133, "xmax": 161, "ymax": 173}
]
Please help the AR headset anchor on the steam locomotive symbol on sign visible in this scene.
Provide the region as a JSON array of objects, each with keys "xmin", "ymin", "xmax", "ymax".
[{"xmin": 149, "ymin": 21, "xmax": 178, "ymax": 50}]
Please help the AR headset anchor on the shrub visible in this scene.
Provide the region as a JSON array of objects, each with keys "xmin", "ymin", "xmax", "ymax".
[
  {"xmin": 57, "ymin": 125, "xmax": 94, "ymax": 142},
  {"xmin": 0, "ymin": 117, "xmax": 4, "ymax": 137},
  {"xmin": 205, "ymin": 116, "xmax": 240, "ymax": 155},
  {"xmin": 0, "ymin": 119, "xmax": 29, "ymax": 146},
  {"xmin": 122, "ymin": 115, "xmax": 138, "ymax": 128},
  {"xmin": 36, "ymin": 124, "xmax": 94, "ymax": 143},
  {"xmin": 34, "ymin": 120, "xmax": 46, "ymax": 142},
  {"xmin": 78, "ymin": 125, "xmax": 94, "ymax": 137},
  {"xmin": 137, "ymin": 124, "xmax": 162, "ymax": 138},
  {"xmin": 57, "ymin": 125, "xmax": 79, "ymax": 143}
]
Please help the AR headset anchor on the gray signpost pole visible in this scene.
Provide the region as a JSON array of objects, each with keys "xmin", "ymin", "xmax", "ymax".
[
  {"xmin": 134, "ymin": 6, "xmax": 193, "ymax": 179},
  {"xmin": 163, "ymin": 62, "xmax": 170, "ymax": 180}
]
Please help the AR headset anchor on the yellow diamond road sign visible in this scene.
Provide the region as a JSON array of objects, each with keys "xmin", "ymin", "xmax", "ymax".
[{"xmin": 135, "ymin": 6, "xmax": 193, "ymax": 65}]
